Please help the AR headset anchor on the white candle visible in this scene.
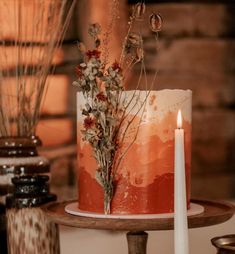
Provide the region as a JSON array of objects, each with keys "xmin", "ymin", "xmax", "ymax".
[{"xmin": 174, "ymin": 110, "xmax": 189, "ymax": 254}]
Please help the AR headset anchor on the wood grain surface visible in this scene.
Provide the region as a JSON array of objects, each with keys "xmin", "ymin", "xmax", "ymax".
[{"xmin": 42, "ymin": 199, "xmax": 235, "ymax": 231}]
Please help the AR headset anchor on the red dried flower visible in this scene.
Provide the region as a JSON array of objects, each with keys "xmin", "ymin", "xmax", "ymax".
[
  {"xmin": 86, "ymin": 50, "xmax": 101, "ymax": 59},
  {"xmin": 112, "ymin": 61, "xmax": 122, "ymax": 72},
  {"xmin": 84, "ymin": 116, "xmax": 95, "ymax": 129},
  {"xmin": 96, "ymin": 92, "xmax": 107, "ymax": 101},
  {"xmin": 75, "ymin": 65, "xmax": 83, "ymax": 78}
]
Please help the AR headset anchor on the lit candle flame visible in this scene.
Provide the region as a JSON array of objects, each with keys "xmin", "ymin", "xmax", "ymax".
[{"xmin": 177, "ymin": 110, "xmax": 182, "ymax": 129}]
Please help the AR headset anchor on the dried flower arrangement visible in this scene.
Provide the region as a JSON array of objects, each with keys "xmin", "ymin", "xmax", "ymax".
[{"xmin": 73, "ymin": 1, "xmax": 162, "ymax": 214}]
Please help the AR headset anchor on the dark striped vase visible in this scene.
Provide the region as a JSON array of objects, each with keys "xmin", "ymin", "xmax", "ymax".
[{"xmin": 0, "ymin": 136, "xmax": 60, "ymax": 254}]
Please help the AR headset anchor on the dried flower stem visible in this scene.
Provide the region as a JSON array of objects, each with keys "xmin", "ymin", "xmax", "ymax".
[{"xmin": 75, "ymin": 1, "xmax": 161, "ymax": 214}]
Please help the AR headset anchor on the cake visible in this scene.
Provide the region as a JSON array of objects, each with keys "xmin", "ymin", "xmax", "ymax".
[{"xmin": 77, "ymin": 89, "xmax": 192, "ymax": 214}]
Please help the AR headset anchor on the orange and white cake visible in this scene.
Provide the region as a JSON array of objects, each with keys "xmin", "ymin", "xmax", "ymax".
[{"xmin": 77, "ymin": 89, "xmax": 192, "ymax": 214}]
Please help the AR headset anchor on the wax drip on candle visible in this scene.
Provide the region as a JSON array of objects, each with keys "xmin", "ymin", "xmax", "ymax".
[{"xmin": 177, "ymin": 110, "xmax": 182, "ymax": 129}]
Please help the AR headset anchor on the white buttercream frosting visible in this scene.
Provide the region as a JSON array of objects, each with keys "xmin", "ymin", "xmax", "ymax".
[{"xmin": 77, "ymin": 89, "xmax": 192, "ymax": 123}]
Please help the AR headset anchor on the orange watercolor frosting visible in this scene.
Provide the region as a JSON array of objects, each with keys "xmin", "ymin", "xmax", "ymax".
[{"xmin": 77, "ymin": 89, "xmax": 192, "ymax": 214}]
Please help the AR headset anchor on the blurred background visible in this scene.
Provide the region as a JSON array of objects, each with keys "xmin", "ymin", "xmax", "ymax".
[
  {"xmin": 33, "ymin": 0, "xmax": 235, "ymax": 202},
  {"xmin": 1, "ymin": 0, "xmax": 234, "ymax": 253}
]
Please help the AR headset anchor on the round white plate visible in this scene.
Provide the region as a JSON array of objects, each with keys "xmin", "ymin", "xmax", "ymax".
[{"xmin": 65, "ymin": 202, "xmax": 204, "ymax": 219}]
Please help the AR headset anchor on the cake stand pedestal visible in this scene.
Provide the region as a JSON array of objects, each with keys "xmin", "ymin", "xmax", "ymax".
[{"xmin": 43, "ymin": 199, "xmax": 235, "ymax": 254}]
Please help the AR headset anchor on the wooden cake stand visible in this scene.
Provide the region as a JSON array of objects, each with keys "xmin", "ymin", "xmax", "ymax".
[{"xmin": 43, "ymin": 199, "xmax": 235, "ymax": 254}]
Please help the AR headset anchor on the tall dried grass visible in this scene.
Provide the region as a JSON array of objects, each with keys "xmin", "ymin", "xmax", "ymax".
[{"xmin": 0, "ymin": 0, "xmax": 76, "ymax": 137}]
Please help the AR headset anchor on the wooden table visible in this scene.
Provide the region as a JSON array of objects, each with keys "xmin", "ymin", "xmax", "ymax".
[{"xmin": 43, "ymin": 199, "xmax": 235, "ymax": 254}]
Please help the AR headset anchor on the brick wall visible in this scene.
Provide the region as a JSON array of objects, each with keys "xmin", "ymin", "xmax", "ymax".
[
  {"xmin": 131, "ymin": 2, "xmax": 235, "ymax": 198},
  {"xmin": 37, "ymin": 1, "xmax": 235, "ymax": 200}
]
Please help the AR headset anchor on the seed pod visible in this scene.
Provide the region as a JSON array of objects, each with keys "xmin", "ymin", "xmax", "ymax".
[
  {"xmin": 88, "ymin": 23, "xmax": 101, "ymax": 38},
  {"xmin": 95, "ymin": 39, "xmax": 101, "ymax": 48},
  {"xmin": 133, "ymin": 2, "xmax": 146, "ymax": 19},
  {"xmin": 149, "ymin": 13, "xmax": 163, "ymax": 32},
  {"xmin": 77, "ymin": 42, "xmax": 86, "ymax": 54},
  {"xmin": 136, "ymin": 47, "xmax": 144, "ymax": 61},
  {"xmin": 127, "ymin": 33, "xmax": 141, "ymax": 47}
]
